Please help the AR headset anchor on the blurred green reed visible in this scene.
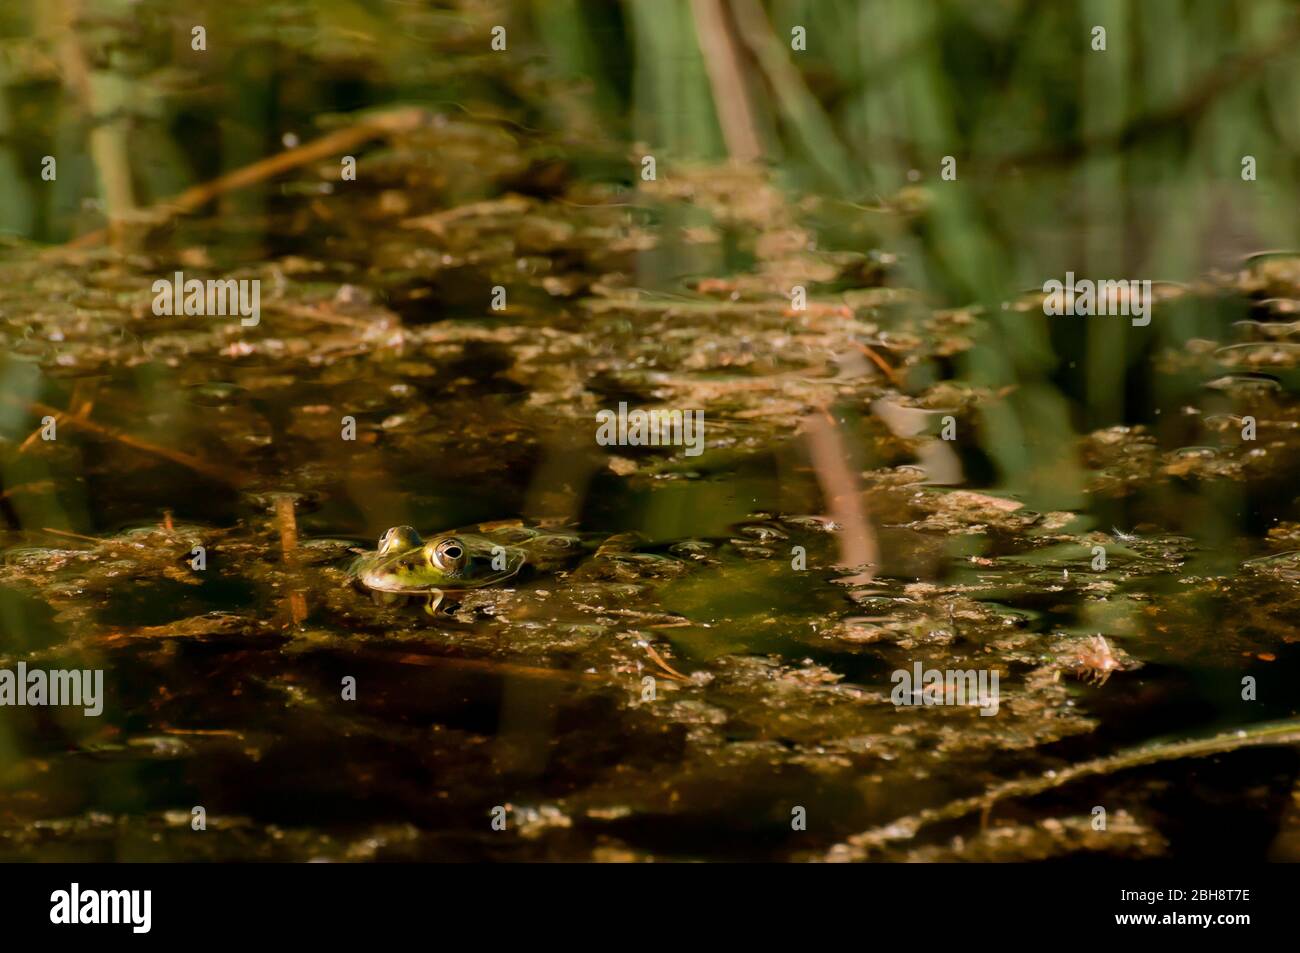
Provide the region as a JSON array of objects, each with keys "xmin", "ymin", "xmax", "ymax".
[{"xmin": 0, "ymin": 0, "xmax": 1298, "ymax": 512}]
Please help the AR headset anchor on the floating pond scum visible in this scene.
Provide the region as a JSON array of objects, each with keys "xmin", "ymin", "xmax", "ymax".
[{"xmin": 0, "ymin": 0, "xmax": 1296, "ymax": 934}]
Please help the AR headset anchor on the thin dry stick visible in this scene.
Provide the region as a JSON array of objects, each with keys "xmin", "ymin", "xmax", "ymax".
[
  {"xmin": 18, "ymin": 396, "xmax": 92, "ymax": 453},
  {"xmin": 0, "ymin": 481, "xmax": 56, "ymax": 501},
  {"xmin": 2, "ymin": 394, "xmax": 250, "ymax": 487},
  {"xmin": 802, "ymin": 407, "xmax": 879, "ymax": 584},
  {"xmin": 274, "ymin": 495, "xmax": 307, "ymax": 622},
  {"xmin": 275, "ymin": 495, "xmax": 299, "ymax": 560},
  {"xmin": 39, "ymin": 526, "xmax": 103, "ymax": 544},
  {"xmin": 286, "ymin": 589, "xmax": 308, "ymax": 626},
  {"xmin": 265, "ymin": 301, "xmax": 371, "ymax": 330},
  {"xmin": 62, "ymin": 107, "xmax": 430, "ymax": 249},
  {"xmin": 854, "ymin": 341, "xmax": 904, "ymax": 388},
  {"xmin": 382, "ymin": 650, "xmax": 596, "ymax": 686},
  {"xmin": 54, "ymin": 0, "xmax": 135, "ymax": 234},
  {"xmin": 17, "ymin": 418, "xmax": 54, "ymax": 454},
  {"xmin": 839, "ymin": 717, "xmax": 1300, "ymax": 855},
  {"xmin": 730, "ymin": 0, "xmax": 856, "ymax": 192},
  {"xmin": 690, "ymin": 0, "xmax": 764, "ymax": 162},
  {"xmin": 644, "ymin": 642, "xmax": 690, "ymax": 682},
  {"xmin": 402, "ymin": 194, "xmax": 532, "ymax": 235}
]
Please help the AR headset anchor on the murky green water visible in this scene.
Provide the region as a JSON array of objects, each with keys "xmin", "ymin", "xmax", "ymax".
[{"xmin": 1, "ymin": 0, "xmax": 1299, "ymax": 861}]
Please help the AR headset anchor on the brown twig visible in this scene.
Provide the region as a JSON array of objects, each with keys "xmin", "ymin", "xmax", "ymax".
[
  {"xmin": 272, "ymin": 494, "xmax": 307, "ymax": 621},
  {"xmin": 401, "ymin": 194, "xmax": 532, "ymax": 235},
  {"xmin": 54, "ymin": 0, "xmax": 135, "ymax": 237},
  {"xmin": 802, "ymin": 406, "xmax": 879, "ymax": 584},
  {"xmin": 38, "ymin": 526, "xmax": 103, "ymax": 544},
  {"xmin": 854, "ymin": 341, "xmax": 904, "ymax": 388},
  {"xmin": 17, "ymin": 422, "xmax": 51, "ymax": 454},
  {"xmin": 643, "ymin": 642, "xmax": 691, "ymax": 682},
  {"xmin": 1, "ymin": 394, "xmax": 251, "ymax": 487},
  {"xmin": 161, "ymin": 728, "xmax": 245, "ymax": 739},
  {"xmin": 285, "ymin": 590, "xmax": 309, "ymax": 626},
  {"xmin": 730, "ymin": 0, "xmax": 856, "ymax": 192},
  {"xmin": 265, "ymin": 301, "xmax": 372, "ymax": 330},
  {"xmin": 61, "ymin": 107, "xmax": 430, "ymax": 249},
  {"xmin": 18, "ymin": 396, "xmax": 92, "ymax": 453},
  {"xmin": 275, "ymin": 495, "xmax": 299, "ymax": 560},
  {"xmin": 691, "ymin": 0, "xmax": 764, "ymax": 162},
  {"xmin": 383, "ymin": 650, "xmax": 595, "ymax": 685},
  {"xmin": 0, "ymin": 480, "xmax": 57, "ymax": 501},
  {"xmin": 836, "ymin": 717, "xmax": 1300, "ymax": 857}
]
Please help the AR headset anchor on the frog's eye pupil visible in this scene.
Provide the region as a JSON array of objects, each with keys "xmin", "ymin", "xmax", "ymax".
[{"xmin": 443, "ymin": 545, "xmax": 463, "ymax": 559}]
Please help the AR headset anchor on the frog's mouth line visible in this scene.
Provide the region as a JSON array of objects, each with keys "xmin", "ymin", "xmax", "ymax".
[
  {"xmin": 364, "ymin": 569, "xmax": 520, "ymax": 590},
  {"xmin": 357, "ymin": 551, "xmax": 527, "ymax": 593}
]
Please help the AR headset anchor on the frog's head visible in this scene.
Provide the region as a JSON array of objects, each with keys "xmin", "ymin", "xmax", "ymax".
[{"xmin": 356, "ymin": 528, "xmax": 527, "ymax": 593}]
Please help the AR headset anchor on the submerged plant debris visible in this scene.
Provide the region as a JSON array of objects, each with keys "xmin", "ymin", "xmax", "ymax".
[{"xmin": 1, "ymin": 0, "xmax": 1299, "ymax": 863}]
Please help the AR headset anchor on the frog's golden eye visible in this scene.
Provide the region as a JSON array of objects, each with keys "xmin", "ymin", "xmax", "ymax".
[
  {"xmin": 429, "ymin": 537, "xmax": 468, "ymax": 572},
  {"xmin": 379, "ymin": 526, "xmax": 422, "ymax": 555}
]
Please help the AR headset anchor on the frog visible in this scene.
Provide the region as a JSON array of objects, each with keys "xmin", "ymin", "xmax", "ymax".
[{"xmin": 349, "ymin": 522, "xmax": 585, "ymax": 613}]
